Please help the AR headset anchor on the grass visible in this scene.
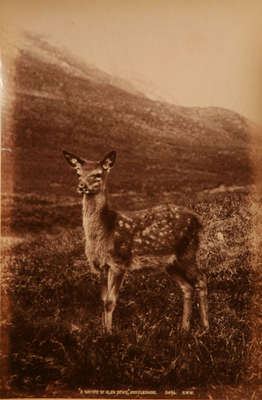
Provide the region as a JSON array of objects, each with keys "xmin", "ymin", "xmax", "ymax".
[{"xmin": 1, "ymin": 188, "xmax": 261, "ymax": 398}]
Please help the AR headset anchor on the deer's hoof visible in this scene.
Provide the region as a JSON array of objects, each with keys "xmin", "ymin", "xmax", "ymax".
[{"xmin": 179, "ymin": 324, "xmax": 190, "ymax": 336}]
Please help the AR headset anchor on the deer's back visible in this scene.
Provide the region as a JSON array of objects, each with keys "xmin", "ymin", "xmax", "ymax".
[{"xmin": 111, "ymin": 204, "xmax": 202, "ymax": 271}]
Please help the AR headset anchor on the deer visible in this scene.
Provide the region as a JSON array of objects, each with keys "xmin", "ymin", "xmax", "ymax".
[{"xmin": 62, "ymin": 150, "xmax": 209, "ymax": 335}]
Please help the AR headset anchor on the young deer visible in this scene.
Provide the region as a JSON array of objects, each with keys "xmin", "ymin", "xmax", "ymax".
[{"xmin": 63, "ymin": 150, "xmax": 209, "ymax": 334}]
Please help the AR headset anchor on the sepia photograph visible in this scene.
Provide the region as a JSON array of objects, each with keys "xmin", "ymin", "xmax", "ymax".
[{"xmin": 1, "ymin": 1, "xmax": 262, "ymax": 399}]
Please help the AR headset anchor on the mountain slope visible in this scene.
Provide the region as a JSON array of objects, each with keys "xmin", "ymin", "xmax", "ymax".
[{"xmin": 3, "ymin": 34, "xmax": 252, "ymax": 206}]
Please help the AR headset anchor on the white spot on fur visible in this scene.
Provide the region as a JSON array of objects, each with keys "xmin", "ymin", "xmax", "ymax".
[{"xmin": 217, "ymin": 232, "xmax": 224, "ymax": 241}]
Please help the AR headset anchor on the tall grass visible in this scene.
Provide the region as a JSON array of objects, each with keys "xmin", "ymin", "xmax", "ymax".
[{"xmin": 1, "ymin": 190, "xmax": 259, "ymax": 397}]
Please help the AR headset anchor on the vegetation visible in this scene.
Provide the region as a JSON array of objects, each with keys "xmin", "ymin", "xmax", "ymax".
[{"xmin": 2, "ymin": 189, "xmax": 260, "ymax": 398}]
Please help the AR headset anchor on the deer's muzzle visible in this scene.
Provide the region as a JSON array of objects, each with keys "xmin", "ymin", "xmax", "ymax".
[{"xmin": 77, "ymin": 183, "xmax": 91, "ymax": 195}]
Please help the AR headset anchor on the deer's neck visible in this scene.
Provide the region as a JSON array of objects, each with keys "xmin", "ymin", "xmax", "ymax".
[
  {"xmin": 82, "ymin": 192, "xmax": 106, "ymax": 226},
  {"xmin": 83, "ymin": 191, "xmax": 106, "ymax": 214},
  {"xmin": 82, "ymin": 192, "xmax": 116, "ymax": 237}
]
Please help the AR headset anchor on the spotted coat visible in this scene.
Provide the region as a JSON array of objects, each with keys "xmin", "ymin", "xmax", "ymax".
[{"xmin": 86, "ymin": 203, "xmax": 202, "ymax": 282}]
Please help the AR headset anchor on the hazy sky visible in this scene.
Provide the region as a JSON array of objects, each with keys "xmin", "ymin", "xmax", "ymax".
[{"xmin": 2, "ymin": 0, "xmax": 262, "ymax": 124}]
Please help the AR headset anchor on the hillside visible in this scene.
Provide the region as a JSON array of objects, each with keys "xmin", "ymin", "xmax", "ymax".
[{"xmin": 2, "ymin": 34, "xmax": 252, "ymax": 205}]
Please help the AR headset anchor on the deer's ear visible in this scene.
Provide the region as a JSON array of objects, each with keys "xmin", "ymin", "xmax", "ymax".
[
  {"xmin": 63, "ymin": 151, "xmax": 85, "ymax": 169},
  {"xmin": 101, "ymin": 151, "xmax": 116, "ymax": 171}
]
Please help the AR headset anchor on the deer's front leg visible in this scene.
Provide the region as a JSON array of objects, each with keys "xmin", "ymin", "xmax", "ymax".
[
  {"xmin": 101, "ymin": 267, "xmax": 108, "ymax": 334},
  {"xmin": 101, "ymin": 267, "xmax": 125, "ymax": 334}
]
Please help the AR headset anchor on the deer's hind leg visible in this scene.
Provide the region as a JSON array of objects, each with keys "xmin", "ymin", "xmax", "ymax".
[
  {"xmin": 166, "ymin": 261, "xmax": 193, "ymax": 331},
  {"xmin": 166, "ymin": 255, "xmax": 209, "ymax": 332},
  {"xmin": 195, "ymin": 274, "xmax": 209, "ymax": 330}
]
